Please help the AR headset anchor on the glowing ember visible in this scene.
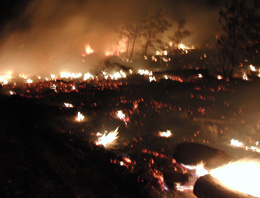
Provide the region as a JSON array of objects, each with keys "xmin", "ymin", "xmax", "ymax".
[
  {"xmin": 64, "ymin": 103, "xmax": 74, "ymax": 108},
  {"xmin": 198, "ymin": 73, "xmax": 203, "ymax": 78},
  {"xmin": 158, "ymin": 130, "xmax": 172, "ymax": 138},
  {"xmin": 75, "ymin": 111, "xmax": 85, "ymax": 122},
  {"xmin": 85, "ymin": 44, "xmax": 94, "ymax": 55},
  {"xmin": 96, "ymin": 127, "xmax": 119, "ymax": 148},
  {"xmin": 210, "ymin": 159, "xmax": 260, "ymax": 197}
]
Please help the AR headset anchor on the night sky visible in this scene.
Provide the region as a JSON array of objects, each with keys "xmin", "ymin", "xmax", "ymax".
[{"xmin": 0, "ymin": 0, "xmax": 227, "ymax": 74}]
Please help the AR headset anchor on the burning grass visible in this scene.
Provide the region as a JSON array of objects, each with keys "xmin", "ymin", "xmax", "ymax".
[{"xmin": 1, "ymin": 72, "xmax": 260, "ymax": 197}]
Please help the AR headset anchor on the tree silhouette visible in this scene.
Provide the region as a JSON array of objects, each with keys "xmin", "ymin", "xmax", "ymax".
[
  {"xmin": 142, "ymin": 9, "xmax": 171, "ymax": 56},
  {"xmin": 217, "ymin": 0, "xmax": 260, "ymax": 77},
  {"xmin": 169, "ymin": 19, "xmax": 191, "ymax": 49}
]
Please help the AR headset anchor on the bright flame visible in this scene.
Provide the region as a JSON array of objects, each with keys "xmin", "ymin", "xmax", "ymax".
[
  {"xmin": 85, "ymin": 44, "xmax": 94, "ymax": 55},
  {"xmin": 26, "ymin": 78, "xmax": 33, "ymax": 84},
  {"xmin": 60, "ymin": 72, "xmax": 82, "ymax": 79},
  {"xmin": 217, "ymin": 75, "xmax": 223, "ymax": 80},
  {"xmin": 181, "ymin": 162, "xmax": 208, "ymax": 177},
  {"xmin": 158, "ymin": 130, "xmax": 172, "ymax": 138},
  {"xmin": 178, "ymin": 43, "xmax": 195, "ymax": 51},
  {"xmin": 138, "ymin": 69, "xmax": 153, "ymax": 76},
  {"xmin": 242, "ymin": 73, "xmax": 248, "ymax": 81},
  {"xmin": 230, "ymin": 139, "xmax": 260, "ymax": 153},
  {"xmin": 198, "ymin": 73, "xmax": 203, "ymax": 78},
  {"xmin": 117, "ymin": 110, "xmax": 125, "ymax": 120},
  {"xmin": 83, "ymin": 72, "xmax": 94, "ymax": 80},
  {"xmin": 0, "ymin": 71, "xmax": 12, "ymax": 85},
  {"xmin": 210, "ymin": 159, "xmax": 260, "ymax": 197},
  {"xmin": 230, "ymin": 139, "xmax": 244, "ymax": 147},
  {"xmin": 96, "ymin": 127, "xmax": 119, "ymax": 148},
  {"xmin": 75, "ymin": 111, "xmax": 85, "ymax": 122},
  {"xmin": 175, "ymin": 183, "xmax": 194, "ymax": 192},
  {"xmin": 249, "ymin": 64, "xmax": 256, "ymax": 72},
  {"xmin": 64, "ymin": 103, "xmax": 74, "ymax": 108}
]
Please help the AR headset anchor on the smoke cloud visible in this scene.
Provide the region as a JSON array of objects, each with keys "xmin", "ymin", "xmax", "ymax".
[{"xmin": 0, "ymin": 0, "xmax": 224, "ymax": 75}]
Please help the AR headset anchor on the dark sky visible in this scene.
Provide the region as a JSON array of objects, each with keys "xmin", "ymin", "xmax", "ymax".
[{"xmin": 0, "ymin": 0, "xmax": 226, "ymax": 74}]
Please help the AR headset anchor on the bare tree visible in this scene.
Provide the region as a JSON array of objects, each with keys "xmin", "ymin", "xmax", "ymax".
[
  {"xmin": 142, "ymin": 9, "xmax": 171, "ymax": 56},
  {"xmin": 217, "ymin": 0, "xmax": 260, "ymax": 77},
  {"xmin": 169, "ymin": 19, "xmax": 191, "ymax": 49}
]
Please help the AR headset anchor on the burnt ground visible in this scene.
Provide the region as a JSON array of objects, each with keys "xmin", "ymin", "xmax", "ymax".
[{"xmin": 1, "ymin": 78, "xmax": 260, "ymax": 197}]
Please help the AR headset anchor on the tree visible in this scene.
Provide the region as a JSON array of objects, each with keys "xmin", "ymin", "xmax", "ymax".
[
  {"xmin": 142, "ymin": 9, "xmax": 171, "ymax": 56},
  {"xmin": 117, "ymin": 21, "xmax": 143, "ymax": 61},
  {"xmin": 217, "ymin": 0, "xmax": 260, "ymax": 77},
  {"xmin": 169, "ymin": 19, "xmax": 191, "ymax": 49}
]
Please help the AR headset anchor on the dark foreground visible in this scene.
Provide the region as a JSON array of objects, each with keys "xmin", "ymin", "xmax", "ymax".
[{"xmin": 1, "ymin": 78, "xmax": 260, "ymax": 197}]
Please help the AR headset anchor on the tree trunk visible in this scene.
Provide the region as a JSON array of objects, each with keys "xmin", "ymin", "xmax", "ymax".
[{"xmin": 129, "ymin": 35, "xmax": 137, "ymax": 61}]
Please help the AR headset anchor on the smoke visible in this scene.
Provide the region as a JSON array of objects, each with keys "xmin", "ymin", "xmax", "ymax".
[{"xmin": 0, "ymin": 0, "xmax": 225, "ymax": 75}]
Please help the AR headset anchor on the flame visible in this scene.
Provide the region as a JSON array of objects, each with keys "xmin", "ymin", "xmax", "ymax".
[
  {"xmin": 96, "ymin": 127, "xmax": 119, "ymax": 148},
  {"xmin": 217, "ymin": 75, "xmax": 223, "ymax": 80},
  {"xmin": 181, "ymin": 162, "xmax": 208, "ymax": 177},
  {"xmin": 85, "ymin": 44, "xmax": 94, "ymax": 55},
  {"xmin": 158, "ymin": 130, "xmax": 172, "ymax": 138},
  {"xmin": 60, "ymin": 72, "xmax": 82, "ymax": 79},
  {"xmin": 0, "ymin": 71, "xmax": 13, "ymax": 85},
  {"xmin": 117, "ymin": 110, "xmax": 125, "ymax": 120},
  {"xmin": 230, "ymin": 139, "xmax": 260, "ymax": 153},
  {"xmin": 64, "ymin": 103, "xmax": 74, "ymax": 108},
  {"xmin": 175, "ymin": 183, "xmax": 194, "ymax": 192},
  {"xmin": 178, "ymin": 43, "xmax": 195, "ymax": 51},
  {"xmin": 75, "ymin": 111, "xmax": 85, "ymax": 122},
  {"xmin": 105, "ymin": 38, "xmax": 127, "ymax": 56},
  {"xmin": 249, "ymin": 64, "xmax": 256, "ymax": 72},
  {"xmin": 26, "ymin": 78, "xmax": 33, "ymax": 84},
  {"xmin": 242, "ymin": 73, "xmax": 248, "ymax": 81},
  {"xmin": 83, "ymin": 72, "xmax": 94, "ymax": 80},
  {"xmin": 138, "ymin": 69, "xmax": 153, "ymax": 76},
  {"xmin": 210, "ymin": 159, "xmax": 260, "ymax": 197},
  {"xmin": 230, "ymin": 139, "xmax": 244, "ymax": 147}
]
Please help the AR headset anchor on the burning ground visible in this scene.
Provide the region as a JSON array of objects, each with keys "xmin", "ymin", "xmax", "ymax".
[{"xmin": 1, "ymin": 73, "xmax": 260, "ymax": 197}]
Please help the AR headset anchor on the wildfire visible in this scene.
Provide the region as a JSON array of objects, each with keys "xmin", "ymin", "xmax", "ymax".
[
  {"xmin": 0, "ymin": 71, "xmax": 12, "ymax": 85},
  {"xmin": 249, "ymin": 64, "xmax": 256, "ymax": 72},
  {"xmin": 210, "ymin": 159, "xmax": 260, "ymax": 197},
  {"xmin": 230, "ymin": 139, "xmax": 260, "ymax": 153},
  {"xmin": 181, "ymin": 162, "xmax": 208, "ymax": 177},
  {"xmin": 158, "ymin": 130, "xmax": 172, "ymax": 138},
  {"xmin": 26, "ymin": 78, "xmax": 33, "ymax": 84},
  {"xmin": 83, "ymin": 72, "xmax": 94, "ymax": 80},
  {"xmin": 242, "ymin": 72, "xmax": 249, "ymax": 81},
  {"xmin": 117, "ymin": 110, "xmax": 125, "ymax": 120},
  {"xmin": 75, "ymin": 111, "xmax": 85, "ymax": 122},
  {"xmin": 96, "ymin": 127, "xmax": 119, "ymax": 148},
  {"xmin": 175, "ymin": 183, "xmax": 194, "ymax": 192},
  {"xmin": 85, "ymin": 44, "xmax": 94, "ymax": 55},
  {"xmin": 64, "ymin": 103, "xmax": 74, "ymax": 108},
  {"xmin": 105, "ymin": 38, "xmax": 127, "ymax": 57},
  {"xmin": 60, "ymin": 72, "xmax": 82, "ymax": 79}
]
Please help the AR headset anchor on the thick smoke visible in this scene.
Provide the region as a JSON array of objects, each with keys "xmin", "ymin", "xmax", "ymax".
[{"xmin": 0, "ymin": 0, "xmax": 224, "ymax": 75}]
